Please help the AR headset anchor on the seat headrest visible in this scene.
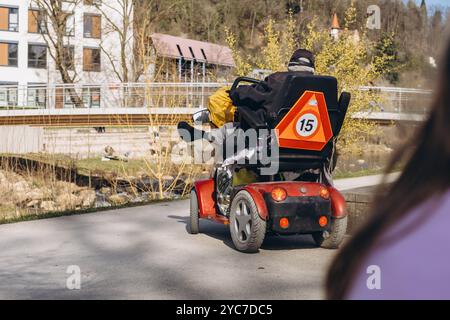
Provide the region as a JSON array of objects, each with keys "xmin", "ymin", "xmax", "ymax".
[{"xmin": 273, "ymin": 74, "xmax": 338, "ymax": 113}]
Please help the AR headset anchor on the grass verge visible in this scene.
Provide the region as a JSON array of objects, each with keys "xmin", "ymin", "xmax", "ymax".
[{"xmin": 0, "ymin": 196, "xmax": 189, "ymax": 226}]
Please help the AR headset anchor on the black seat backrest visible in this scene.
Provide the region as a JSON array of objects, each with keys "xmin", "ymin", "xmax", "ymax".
[
  {"xmin": 232, "ymin": 74, "xmax": 350, "ymax": 172},
  {"xmin": 270, "ymin": 74, "xmax": 339, "ymax": 132},
  {"xmin": 269, "ymin": 74, "xmax": 350, "ymax": 170}
]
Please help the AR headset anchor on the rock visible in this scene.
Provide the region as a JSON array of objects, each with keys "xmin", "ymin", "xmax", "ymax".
[
  {"xmin": 99, "ymin": 187, "xmax": 112, "ymax": 195},
  {"xmin": 26, "ymin": 200, "xmax": 40, "ymax": 208},
  {"xmin": 40, "ymin": 201, "xmax": 57, "ymax": 212},
  {"xmin": 12, "ymin": 181, "xmax": 30, "ymax": 193},
  {"xmin": 94, "ymin": 192, "xmax": 112, "ymax": 208},
  {"xmin": 108, "ymin": 193, "xmax": 129, "ymax": 206},
  {"xmin": 55, "ymin": 181, "xmax": 84, "ymax": 194},
  {"xmin": 105, "ymin": 145, "xmax": 115, "ymax": 157},
  {"xmin": 125, "ymin": 186, "xmax": 138, "ymax": 195},
  {"xmin": 0, "ymin": 182, "xmax": 11, "ymax": 198},
  {"xmin": 79, "ymin": 190, "xmax": 96, "ymax": 208},
  {"xmin": 56, "ymin": 193, "xmax": 82, "ymax": 210},
  {"xmin": 136, "ymin": 171, "xmax": 148, "ymax": 179},
  {"xmin": 12, "ymin": 193, "xmax": 29, "ymax": 206},
  {"xmin": 104, "ymin": 172, "xmax": 118, "ymax": 181},
  {"xmin": 27, "ymin": 189, "xmax": 45, "ymax": 201},
  {"xmin": 0, "ymin": 171, "xmax": 6, "ymax": 184}
]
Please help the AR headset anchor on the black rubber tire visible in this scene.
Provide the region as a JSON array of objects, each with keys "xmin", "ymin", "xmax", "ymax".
[
  {"xmin": 312, "ymin": 216, "xmax": 347, "ymax": 249},
  {"xmin": 188, "ymin": 190, "xmax": 199, "ymax": 234},
  {"xmin": 229, "ymin": 190, "xmax": 266, "ymax": 253}
]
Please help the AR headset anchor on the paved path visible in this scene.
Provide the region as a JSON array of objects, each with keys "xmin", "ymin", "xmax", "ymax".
[
  {"xmin": 0, "ymin": 174, "xmax": 393, "ymax": 300},
  {"xmin": 335, "ymin": 172, "xmax": 399, "ymax": 191}
]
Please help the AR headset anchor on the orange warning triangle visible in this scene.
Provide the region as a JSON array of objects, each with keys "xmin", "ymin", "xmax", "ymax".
[{"xmin": 275, "ymin": 91, "xmax": 333, "ymax": 151}]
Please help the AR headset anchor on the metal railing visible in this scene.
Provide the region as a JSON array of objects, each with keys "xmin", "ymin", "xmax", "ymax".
[
  {"xmin": 0, "ymin": 82, "xmax": 434, "ymax": 115},
  {"xmin": 359, "ymin": 86, "xmax": 433, "ymax": 115},
  {"xmin": 0, "ymin": 82, "xmax": 229, "ymax": 111}
]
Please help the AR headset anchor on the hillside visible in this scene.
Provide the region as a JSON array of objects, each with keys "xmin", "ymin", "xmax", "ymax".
[{"xmin": 136, "ymin": 0, "xmax": 448, "ymax": 87}]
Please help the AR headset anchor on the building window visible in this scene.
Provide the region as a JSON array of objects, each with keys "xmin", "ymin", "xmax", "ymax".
[
  {"xmin": 27, "ymin": 85, "xmax": 47, "ymax": 109},
  {"xmin": 28, "ymin": 44, "xmax": 47, "ymax": 69},
  {"xmin": 28, "ymin": 9, "xmax": 47, "ymax": 34},
  {"xmin": 0, "ymin": 7, "xmax": 19, "ymax": 32},
  {"xmin": 83, "ymin": 87, "xmax": 101, "ymax": 108},
  {"xmin": 83, "ymin": 47, "xmax": 101, "ymax": 72},
  {"xmin": 63, "ymin": 46, "xmax": 75, "ymax": 70},
  {"xmin": 83, "ymin": 14, "xmax": 101, "ymax": 39},
  {"xmin": 0, "ymin": 42, "xmax": 18, "ymax": 67},
  {"xmin": 0, "ymin": 83, "xmax": 18, "ymax": 108}
]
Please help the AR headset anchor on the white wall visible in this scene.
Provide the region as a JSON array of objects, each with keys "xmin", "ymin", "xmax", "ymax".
[
  {"xmin": 0, "ymin": 125, "xmax": 155, "ymax": 158},
  {"xmin": 0, "ymin": 0, "xmax": 48, "ymax": 90},
  {"xmin": 0, "ymin": 125, "xmax": 43, "ymax": 153}
]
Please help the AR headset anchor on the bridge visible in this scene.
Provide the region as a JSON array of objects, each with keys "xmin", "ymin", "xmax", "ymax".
[{"xmin": 0, "ymin": 82, "xmax": 432, "ymax": 127}]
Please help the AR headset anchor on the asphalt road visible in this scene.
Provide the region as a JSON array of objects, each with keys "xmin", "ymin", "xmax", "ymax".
[
  {"xmin": 0, "ymin": 199, "xmax": 337, "ymax": 300},
  {"xmin": 0, "ymin": 174, "xmax": 393, "ymax": 300}
]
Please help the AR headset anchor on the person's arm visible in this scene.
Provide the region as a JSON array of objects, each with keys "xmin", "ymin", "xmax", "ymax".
[{"xmin": 229, "ymin": 79, "xmax": 272, "ymax": 110}]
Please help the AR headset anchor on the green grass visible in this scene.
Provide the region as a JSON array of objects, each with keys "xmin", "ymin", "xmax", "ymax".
[
  {"xmin": 334, "ymin": 168, "xmax": 385, "ymax": 179},
  {"xmin": 74, "ymin": 158, "xmax": 151, "ymax": 177},
  {"xmin": 333, "ymin": 167, "xmax": 402, "ymax": 179},
  {"xmin": 1, "ymin": 153, "xmax": 154, "ymax": 178}
]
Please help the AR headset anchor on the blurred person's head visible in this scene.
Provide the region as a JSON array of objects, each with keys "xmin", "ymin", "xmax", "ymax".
[
  {"xmin": 327, "ymin": 38, "xmax": 450, "ymax": 299},
  {"xmin": 288, "ymin": 49, "xmax": 315, "ymax": 73}
]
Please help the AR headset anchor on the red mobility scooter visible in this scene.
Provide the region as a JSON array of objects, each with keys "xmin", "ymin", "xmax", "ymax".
[{"xmin": 188, "ymin": 74, "xmax": 350, "ymax": 253}]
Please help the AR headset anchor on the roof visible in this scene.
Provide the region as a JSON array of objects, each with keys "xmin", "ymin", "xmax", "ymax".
[
  {"xmin": 150, "ymin": 33, "xmax": 235, "ymax": 67},
  {"xmin": 331, "ymin": 13, "xmax": 340, "ymax": 29}
]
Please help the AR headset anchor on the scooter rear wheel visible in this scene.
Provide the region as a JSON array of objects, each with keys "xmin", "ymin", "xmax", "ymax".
[
  {"xmin": 229, "ymin": 190, "xmax": 266, "ymax": 253},
  {"xmin": 312, "ymin": 216, "xmax": 347, "ymax": 249}
]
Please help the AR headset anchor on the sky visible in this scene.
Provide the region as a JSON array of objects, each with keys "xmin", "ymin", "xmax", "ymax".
[{"xmin": 415, "ymin": 0, "xmax": 450, "ymax": 8}]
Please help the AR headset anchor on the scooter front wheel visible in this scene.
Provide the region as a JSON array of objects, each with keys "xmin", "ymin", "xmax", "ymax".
[{"xmin": 189, "ymin": 190, "xmax": 200, "ymax": 234}]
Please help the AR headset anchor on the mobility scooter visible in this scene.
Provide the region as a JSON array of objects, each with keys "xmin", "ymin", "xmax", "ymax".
[{"xmin": 187, "ymin": 74, "xmax": 350, "ymax": 253}]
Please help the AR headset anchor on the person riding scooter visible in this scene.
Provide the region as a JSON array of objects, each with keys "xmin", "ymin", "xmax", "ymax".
[
  {"xmin": 229, "ymin": 49, "xmax": 315, "ymax": 113},
  {"xmin": 178, "ymin": 48, "xmax": 316, "ymax": 148}
]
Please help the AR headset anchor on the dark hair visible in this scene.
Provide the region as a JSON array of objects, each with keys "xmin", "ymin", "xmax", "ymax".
[{"xmin": 326, "ymin": 39, "xmax": 450, "ymax": 299}]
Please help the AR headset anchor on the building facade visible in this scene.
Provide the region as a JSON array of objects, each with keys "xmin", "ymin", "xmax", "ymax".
[
  {"xmin": 150, "ymin": 33, "xmax": 235, "ymax": 83},
  {"xmin": 0, "ymin": 0, "xmax": 133, "ymax": 108}
]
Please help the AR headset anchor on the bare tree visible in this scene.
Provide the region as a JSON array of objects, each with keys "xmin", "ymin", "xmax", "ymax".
[
  {"xmin": 31, "ymin": 0, "xmax": 84, "ymax": 107},
  {"xmin": 94, "ymin": 0, "xmax": 180, "ymax": 83}
]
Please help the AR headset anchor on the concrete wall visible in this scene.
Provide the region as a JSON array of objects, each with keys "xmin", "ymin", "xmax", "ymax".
[
  {"xmin": 0, "ymin": 125, "xmax": 161, "ymax": 158},
  {"xmin": 343, "ymin": 186, "xmax": 376, "ymax": 234},
  {"xmin": 0, "ymin": 125, "xmax": 43, "ymax": 153},
  {"xmin": 43, "ymin": 127, "xmax": 154, "ymax": 158}
]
